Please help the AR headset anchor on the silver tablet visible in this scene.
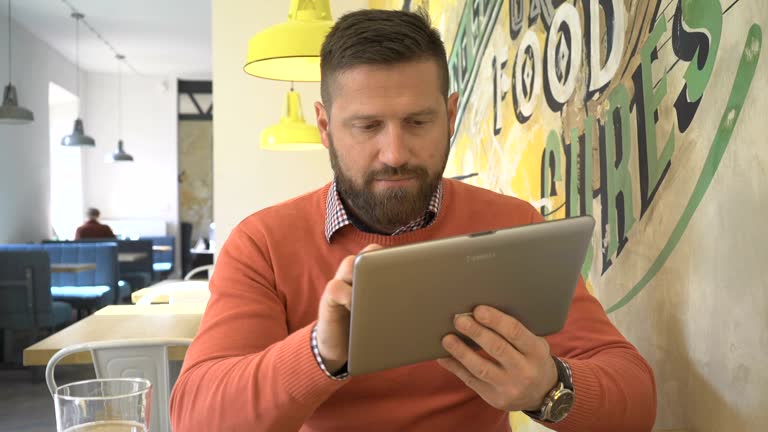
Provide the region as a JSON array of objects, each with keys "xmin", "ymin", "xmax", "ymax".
[{"xmin": 347, "ymin": 215, "xmax": 595, "ymax": 376}]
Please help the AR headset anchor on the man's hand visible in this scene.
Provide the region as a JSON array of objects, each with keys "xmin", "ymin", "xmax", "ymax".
[
  {"xmin": 315, "ymin": 244, "xmax": 382, "ymax": 374},
  {"xmin": 436, "ymin": 305, "xmax": 559, "ymax": 412}
]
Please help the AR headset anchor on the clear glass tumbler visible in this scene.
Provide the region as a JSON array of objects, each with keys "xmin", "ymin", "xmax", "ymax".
[{"xmin": 53, "ymin": 378, "xmax": 152, "ymax": 432}]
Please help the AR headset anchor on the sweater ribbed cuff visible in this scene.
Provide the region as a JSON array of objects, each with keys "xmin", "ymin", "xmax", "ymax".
[
  {"xmin": 273, "ymin": 322, "xmax": 347, "ymax": 404},
  {"xmin": 551, "ymin": 358, "xmax": 604, "ymax": 430}
]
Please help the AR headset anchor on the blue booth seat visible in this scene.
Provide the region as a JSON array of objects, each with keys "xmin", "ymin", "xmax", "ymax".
[
  {"xmin": 0, "ymin": 251, "xmax": 74, "ymax": 363},
  {"xmin": 45, "ymin": 239, "xmax": 154, "ymax": 290},
  {"xmin": 140, "ymin": 236, "xmax": 175, "ymax": 278},
  {"xmin": 0, "ymin": 243, "xmax": 127, "ymax": 315}
]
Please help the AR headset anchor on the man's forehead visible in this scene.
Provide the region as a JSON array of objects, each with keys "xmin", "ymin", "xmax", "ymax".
[
  {"xmin": 327, "ymin": 61, "xmax": 444, "ymax": 116},
  {"xmin": 329, "ymin": 61, "xmax": 442, "ymax": 95}
]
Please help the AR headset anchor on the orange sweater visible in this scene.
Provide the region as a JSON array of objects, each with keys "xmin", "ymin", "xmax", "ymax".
[{"xmin": 170, "ymin": 179, "xmax": 656, "ymax": 431}]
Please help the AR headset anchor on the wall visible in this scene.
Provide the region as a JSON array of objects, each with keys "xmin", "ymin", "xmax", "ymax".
[
  {"xmin": 80, "ymin": 72, "xmax": 179, "ymax": 247},
  {"xmin": 211, "ymin": 0, "xmax": 368, "ymax": 251},
  {"xmin": 373, "ymin": 0, "xmax": 767, "ymax": 431},
  {"xmin": 0, "ymin": 9, "xmax": 80, "ymax": 243}
]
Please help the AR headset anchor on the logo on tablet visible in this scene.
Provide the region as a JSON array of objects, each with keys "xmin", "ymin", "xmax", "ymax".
[{"xmin": 466, "ymin": 252, "xmax": 496, "ymax": 263}]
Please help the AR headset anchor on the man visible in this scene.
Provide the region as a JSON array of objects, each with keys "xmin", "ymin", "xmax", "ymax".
[
  {"xmin": 170, "ymin": 9, "xmax": 656, "ymax": 432},
  {"xmin": 74, "ymin": 207, "xmax": 116, "ymax": 239}
]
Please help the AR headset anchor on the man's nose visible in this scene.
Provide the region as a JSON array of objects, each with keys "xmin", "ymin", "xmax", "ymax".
[{"xmin": 377, "ymin": 125, "xmax": 409, "ymax": 168}]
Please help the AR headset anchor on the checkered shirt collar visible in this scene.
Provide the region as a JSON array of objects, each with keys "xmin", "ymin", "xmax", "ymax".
[{"xmin": 324, "ymin": 179, "xmax": 443, "ymax": 242}]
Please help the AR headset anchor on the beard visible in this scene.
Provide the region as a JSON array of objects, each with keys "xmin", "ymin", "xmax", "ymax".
[{"xmin": 328, "ymin": 133, "xmax": 448, "ymax": 233}]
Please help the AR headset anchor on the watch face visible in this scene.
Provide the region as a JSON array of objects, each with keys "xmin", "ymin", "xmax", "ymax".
[{"xmin": 549, "ymin": 391, "xmax": 575, "ymax": 422}]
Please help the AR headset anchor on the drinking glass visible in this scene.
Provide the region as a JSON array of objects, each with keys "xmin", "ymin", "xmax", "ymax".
[{"xmin": 53, "ymin": 378, "xmax": 152, "ymax": 432}]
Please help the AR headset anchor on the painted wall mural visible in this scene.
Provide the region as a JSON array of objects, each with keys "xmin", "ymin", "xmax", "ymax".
[
  {"xmin": 370, "ymin": 0, "xmax": 767, "ymax": 430},
  {"xmin": 179, "ymin": 121, "xmax": 213, "ymax": 247},
  {"xmin": 440, "ymin": 0, "xmax": 760, "ymax": 309}
]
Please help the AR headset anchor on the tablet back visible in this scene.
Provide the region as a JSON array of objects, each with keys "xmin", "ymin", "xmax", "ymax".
[{"xmin": 347, "ymin": 215, "xmax": 594, "ymax": 376}]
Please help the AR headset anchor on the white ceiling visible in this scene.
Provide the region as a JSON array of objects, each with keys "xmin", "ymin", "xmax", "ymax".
[{"xmin": 7, "ymin": 0, "xmax": 212, "ymax": 79}]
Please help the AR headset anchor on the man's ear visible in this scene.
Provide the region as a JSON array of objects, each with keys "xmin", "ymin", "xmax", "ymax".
[
  {"xmin": 315, "ymin": 101, "xmax": 331, "ymax": 149},
  {"xmin": 447, "ymin": 92, "xmax": 460, "ymax": 138}
]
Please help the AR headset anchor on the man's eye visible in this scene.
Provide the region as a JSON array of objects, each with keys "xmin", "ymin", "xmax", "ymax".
[
  {"xmin": 356, "ymin": 123, "xmax": 379, "ymax": 131},
  {"xmin": 408, "ymin": 118, "xmax": 431, "ymax": 127}
]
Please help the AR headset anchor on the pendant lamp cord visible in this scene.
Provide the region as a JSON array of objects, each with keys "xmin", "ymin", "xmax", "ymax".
[
  {"xmin": 117, "ymin": 55, "xmax": 123, "ymax": 139},
  {"xmin": 76, "ymin": 16, "xmax": 79, "ymax": 99},
  {"xmin": 72, "ymin": 12, "xmax": 81, "ymax": 116},
  {"xmin": 60, "ymin": 0, "xmax": 141, "ymax": 75},
  {"xmin": 7, "ymin": 0, "xmax": 12, "ymax": 83}
]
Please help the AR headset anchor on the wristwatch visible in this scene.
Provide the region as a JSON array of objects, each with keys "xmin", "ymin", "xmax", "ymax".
[{"xmin": 524, "ymin": 357, "xmax": 575, "ymax": 423}]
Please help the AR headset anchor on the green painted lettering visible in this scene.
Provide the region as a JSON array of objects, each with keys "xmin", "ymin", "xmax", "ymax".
[{"xmin": 601, "ymin": 84, "xmax": 635, "ymax": 271}]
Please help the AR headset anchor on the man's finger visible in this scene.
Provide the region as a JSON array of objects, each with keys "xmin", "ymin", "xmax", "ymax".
[
  {"xmin": 334, "ymin": 255, "xmax": 357, "ymax": 284},
  {"xmin": 323, "ymin": 278, "xmax": 353, "ymax": 310},
  {"xmin": 453, "ymin": 314, "xmax": 524, "ymax": 370},
  {"xmin": 361, "ymin": 243, "xmax": 383, "ymax": 253},
  {"xmin": 335, "ymin": 244, "xmax": 382, "ymax": 283},
  {"xmin": 436, "ymin": 356, "xmax": 495, "ymax": 395},
  {"xmin": 441, "ymin": 334, "xmax": 504, "ymax": 384},
  {"xmin": 474, "ymin": 306, "xmax": 540, "ymax": 355}
]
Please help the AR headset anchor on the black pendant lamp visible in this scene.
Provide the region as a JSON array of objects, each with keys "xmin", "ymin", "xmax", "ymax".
[
  {"xmin": 61, "ymin": 12, "xmax": 95, "ymax": 146},
  {"xmin": 0, "ymin": 0, "xmax": 34, "ymax": 124},
  {"xmin": 110, "ymin": 139, "xmax": 133, "ymax": 162},
  {"xmin": 107, "ymin": 54, "xmax": 133, "ymax": 162}
]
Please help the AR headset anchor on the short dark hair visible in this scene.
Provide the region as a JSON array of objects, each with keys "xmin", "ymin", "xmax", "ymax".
[
  {"xmin": 86, "ymin": 208, "xmax": 100, "ymax": 219},
  {"xmin": 320, "ymin": 8, "xmax": 449, "ymax": 112}
]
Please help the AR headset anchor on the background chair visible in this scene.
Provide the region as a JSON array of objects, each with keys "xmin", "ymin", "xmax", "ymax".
[
  {"xmin": 0, "ymin": 251, "xmax": 74, "ymax": 363},
  {"xmin": 183, "ymin": 264, "xmax": 214, "ymax": 281},
  {"xmin": 46, "ymin": 338, "xmax": 192, "ymax": 432},
  {"xmin": 180, "ymin": 222, "xmax": 193, "ymax": 277}
]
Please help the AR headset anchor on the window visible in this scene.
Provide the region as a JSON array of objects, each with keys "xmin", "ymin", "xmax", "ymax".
[{"xmin": 49, "ymin": 82, "xmax": 84, "ymax": 240}]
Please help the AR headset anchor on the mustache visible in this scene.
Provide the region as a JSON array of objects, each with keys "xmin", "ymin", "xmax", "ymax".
[{"xmin": 365, "ymin": 165, "xmax": 429, "ymax": 183}]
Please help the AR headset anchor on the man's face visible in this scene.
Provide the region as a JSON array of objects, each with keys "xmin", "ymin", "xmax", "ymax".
[{"xmin": 315, "ymin": 60, "xmax": 459, "ymax": 233}]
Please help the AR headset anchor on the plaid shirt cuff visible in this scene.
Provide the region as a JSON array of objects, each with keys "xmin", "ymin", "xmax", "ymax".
[{"xmin": 311, "ymin": 323, "xmax": 350, "ymax": 381}]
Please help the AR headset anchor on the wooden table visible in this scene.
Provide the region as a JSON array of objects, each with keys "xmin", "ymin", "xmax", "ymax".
[
  {"xmin": 131, "ymin": 286, "xmax": 166, "ymax": 304},
  {"xmin": 51, "ymin": 263, "xmax": 97, "ymax": 273},
  {"xmin": 23, "ymin": 303, "xmax": 203, "ymax": 366},
  {"xmin": 118, "ymin": 252, "xmax": 149, "ymax": 262},
  {"xmin": 131, "ymin": 283, "xmax": 209, "ymax": 305},
  {"xmin": 153, "ymin": 245, "xmax": 173, "ymax": 252},
  {"xmin": 95, "ymin": 303, "xmax": 205, "ymax": 315}
]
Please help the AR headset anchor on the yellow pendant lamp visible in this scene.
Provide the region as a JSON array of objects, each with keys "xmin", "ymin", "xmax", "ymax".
[
  {"xmin": 261, "ymin": 85, "xmax": 323, "ymax": 151},
  {"xmin": 244, "ymin": 0, "xmax": 332, "ymax": 82}
]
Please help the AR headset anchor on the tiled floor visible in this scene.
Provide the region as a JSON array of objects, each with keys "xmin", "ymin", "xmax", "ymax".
[{"xmin": 0, "ymin": 365, "xmax": 95, "ymax": 432}]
